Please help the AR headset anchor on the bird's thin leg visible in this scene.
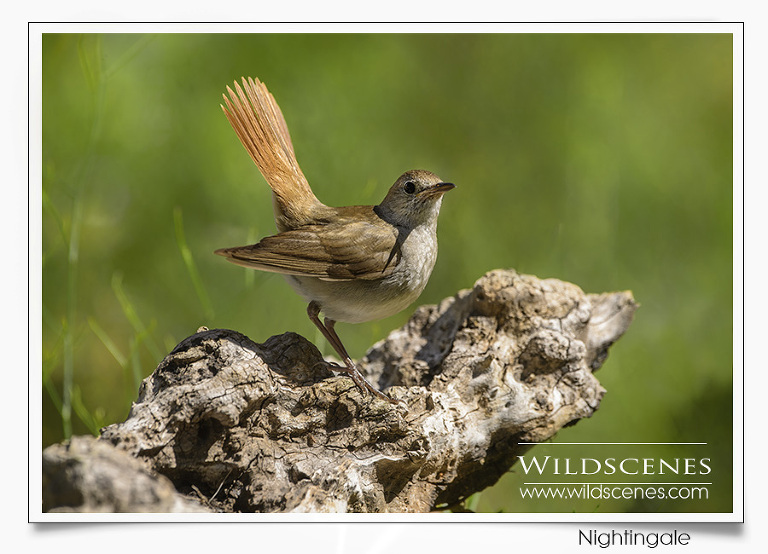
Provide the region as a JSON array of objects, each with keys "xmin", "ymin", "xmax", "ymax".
[
  {"xmin": 306, "ymin": 301, "xmax": 396, "ymax": 404},
  {"xmin": 324, "ymin": 318, "xmax": 397, "ymax": 403}
]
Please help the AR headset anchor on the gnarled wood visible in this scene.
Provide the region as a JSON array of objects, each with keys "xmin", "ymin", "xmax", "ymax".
[{"xmin": 43, "ymin": 269, "xmax": 636, "ymax": 513}]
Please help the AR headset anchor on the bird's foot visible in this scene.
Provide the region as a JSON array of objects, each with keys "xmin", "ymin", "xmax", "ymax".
[{"xmin": 322, "ymin": 360, "xmax": 405, "ymax": 407}]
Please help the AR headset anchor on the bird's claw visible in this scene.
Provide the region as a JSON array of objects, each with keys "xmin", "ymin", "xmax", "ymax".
[{"xmin": 318, "ymin": 360, "xmax": 404, "ymax": 407}]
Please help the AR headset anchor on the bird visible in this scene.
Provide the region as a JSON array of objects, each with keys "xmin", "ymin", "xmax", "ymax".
[{"xmin": 215, "ymin": 77, "xmax": 454, "ymax": 404}]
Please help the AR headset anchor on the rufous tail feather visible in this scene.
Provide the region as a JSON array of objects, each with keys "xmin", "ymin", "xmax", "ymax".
[{"xmin": 222, "ymin": 77, "xmax": 319, "ymax": 227}]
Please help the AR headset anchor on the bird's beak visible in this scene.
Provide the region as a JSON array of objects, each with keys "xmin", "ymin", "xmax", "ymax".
[{"xmin": 421, "ymin": 182, "xmax": 456, "ymax": 198}]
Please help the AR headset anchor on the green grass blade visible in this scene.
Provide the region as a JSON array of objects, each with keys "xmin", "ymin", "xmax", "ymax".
[
  {"xmin": 174, "ymin": 206, "xmax": 215, "ymax": 321},
  {"xmin": 244, "ymin": 225, "xmax": 259, "ymax": 289},
  {"xmin": 44, "ymin": 379, "xmax": 63, "ymax": 414},
  {"xmin": 129, "ymin": 319, "xmax": 158, "ymax": 391},
  {"xmin": 87, "ymin": 316, "xmax": 127, "ymax": 367},
  {"xmin": 111, "ymin": 272, "xmax": 163, "ymax": 362},
  {"xmin": 70, "ymin": 385, "xmax": 105, "ymax": 436}
]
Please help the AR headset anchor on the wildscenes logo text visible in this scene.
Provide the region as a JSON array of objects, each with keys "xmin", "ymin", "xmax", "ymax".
[{"xmin": 517, "ymin": 456, "xmax": 711, "ymax": 475}]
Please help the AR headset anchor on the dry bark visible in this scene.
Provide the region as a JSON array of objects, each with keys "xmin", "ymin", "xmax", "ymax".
[
  {"xmin": 42, "ymin": 435, "xmax": 211, "ymax": 513},
  {"xmin": 42, "ymin": 269, "xmax": 636, "ymax": 513}
]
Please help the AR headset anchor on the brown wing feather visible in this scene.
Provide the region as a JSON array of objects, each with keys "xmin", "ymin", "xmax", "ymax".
[{"xmin": 215, "ymin": 218, "xmax": 401, "ymax": 281}]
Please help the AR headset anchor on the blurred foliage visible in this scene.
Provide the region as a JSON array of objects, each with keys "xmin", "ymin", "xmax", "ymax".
[{"xmin": 41, "ymin": 33, "xmax": 733, "ymax": 513}]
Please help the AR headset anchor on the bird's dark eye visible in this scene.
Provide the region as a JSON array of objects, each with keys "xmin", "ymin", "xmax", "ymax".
[{"xmin": 403, "ymin": 181, "xmax": 416, "ymax": 194}]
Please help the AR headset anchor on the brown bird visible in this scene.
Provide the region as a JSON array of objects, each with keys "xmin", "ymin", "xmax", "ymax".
[{"xmin": 215, "ymin": 77, "xmax": 454, "ymax": 404}]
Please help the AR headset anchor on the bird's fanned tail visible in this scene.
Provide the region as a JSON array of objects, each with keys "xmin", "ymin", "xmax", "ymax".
[{"xmin": 221, "ymin": 77, "xmax": 320, "ymax": 228}]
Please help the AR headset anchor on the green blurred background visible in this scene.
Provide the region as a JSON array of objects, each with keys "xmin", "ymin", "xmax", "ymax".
[{"xmin": 41, "ymin": 33, "xmax": 733, "ymax": 513}]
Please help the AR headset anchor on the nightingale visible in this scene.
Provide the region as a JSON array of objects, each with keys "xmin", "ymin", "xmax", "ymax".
[{"xmin": 214, "ymin": 77, "xmax": 454, "ymax": 404}]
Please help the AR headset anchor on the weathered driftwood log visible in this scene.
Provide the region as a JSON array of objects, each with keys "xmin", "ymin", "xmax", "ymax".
[
  {"xmin": 43, "ymin": 269, "xmax": 636, "ymax": 513},
  {"xmin": 42, "ymin": 435, "xmax": 212, "ymax": 513}
]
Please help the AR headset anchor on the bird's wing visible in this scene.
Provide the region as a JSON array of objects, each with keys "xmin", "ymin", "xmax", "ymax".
[{"xmin": 215, "ymin": 218, "xmax": 401, "ymax": 281}]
